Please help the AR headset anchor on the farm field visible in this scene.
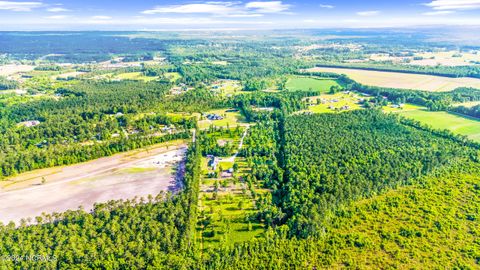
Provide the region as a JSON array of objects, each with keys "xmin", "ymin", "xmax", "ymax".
[
  {"xmin": 306, "ymin": 67, "xmax": 480, "ymax": 91},
  {"xmin": 397, "ymin": 109, "xmax": 480, "ymax": 142},
  {"xmin": 198, "ymin": 109, "xmax": 248, "ymax": 129},
  {"xmin": 0, "ymin": 140, "xmax": 187, "ymax": 224},
  {"xmin": 286, "ymin": 76, "xmax": 340, "ymax": 92}
]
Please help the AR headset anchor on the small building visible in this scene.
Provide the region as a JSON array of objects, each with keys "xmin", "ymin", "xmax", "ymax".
[{"xmin": 208, "ymin": 156, "xmax": 219, "ymax": 170}]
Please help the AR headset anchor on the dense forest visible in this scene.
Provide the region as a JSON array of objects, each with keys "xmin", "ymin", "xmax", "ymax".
[{"xmin": 276, "ymin": 111, "xmax": 477, "ymax": 237}]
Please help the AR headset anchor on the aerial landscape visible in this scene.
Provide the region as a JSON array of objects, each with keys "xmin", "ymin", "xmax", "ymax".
[{"xmin": 0, "ymin": 0, "xmax": 480, "ymax": 269}]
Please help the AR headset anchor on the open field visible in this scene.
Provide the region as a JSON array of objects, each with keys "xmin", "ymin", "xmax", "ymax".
[
  {"xmin": 164, "ymin": 72, "xmax": 182, "ymax": 82},
  {"xmin": 115, "ymin": 72, "xmax": 158, "ymax": 82},
  {"xmin": 0, "ymin": 141, "xmax": 187, "ymax": 224},
  {"xmin": 0, "ymin": 64, "xmax": 35, "ymax": 76},
  {"xmin": 210, "ymin": 79, "xmax": 242, "ymax": 96},
  {"xmin": 304, "ymin": 92, "xmax": 365, "ymax": 114},
  {"xmin": 306, "ymin": 67, "xmax": 480, "ymax": 92},
  {"xmin": 395, "ymin": 109, "xmax": 480, "ymax": 142},
  {"xmin": 198, "ymin": 109, "xmax": 248, "ymax": 129},
  {"xmin": 286, "ymin": 76, "xmax": 340, "ymax": 92},
  {"xmin": 53, "ymin": 71, "xmax": 87, "ymax": 80},
  {"xmin": 412, "ymin": 51, "xmax": 480, "ymax": 66}
]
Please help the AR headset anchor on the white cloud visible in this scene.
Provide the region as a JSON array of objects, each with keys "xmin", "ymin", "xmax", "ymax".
[
  {"xmin": 47, "ymin": 7, "xmax": 70, "ymax": 12},
  {"xmin": 142, "ymin": 1, "xmax": 291, "ymax": 16},
  {"xmin": 0, "ymin": 1, "xmax": 43, "ymax": 11},
  {"xmin": 142, "ymin": 2, "xmax": 237, "ymax": 15},
  {"xmin": 357, "ymin": 10, "xmax": 380, "ymax": 16},
  {"xmin": 245, "ymin": 1, "xmax": 291, "ymax": 13},
  {"xmin": 44, "ymin": 15, "xmax": 68, "ymax": 19},
  {"xmin": 319, "ymin": 4, "xmax": 334, "ymax": 9},
  {"xmin": 91, "ymin": 16, "xmax": 112, "ymax": 20},
  {"xmin": 423, "ymin": 10, "xmax": 455, "ymax": 15},
  {"xmin": 425, "ymin": 0, "xmax": 480, "ymax": 10},
  {"xmin": 78, "ymin": 16, "xmax": 273, "ymax": 26}
]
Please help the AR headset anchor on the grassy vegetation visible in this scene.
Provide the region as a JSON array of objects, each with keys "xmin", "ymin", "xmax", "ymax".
[
  {"xmin": 210, "ymin": 80, "xmax": 242, "ymax": 96},
  {"xmin": 304, "ymin": 92, "xmax": 365, "ymax": 114},
  {"xmin": 286, "ymin": 76, "xmax": 340, "ymax": 92},
  {"xmin": 326, "ymin": 167, "xmax": 480, "ymax": 268},
  {"xmin": 115, "ymin": 72, "xmax": 158, "ymax": 82},
  {"xmin": 197, "ymin": 129, "xmax": 266, "ymax": 249},
  {"xmin": 198, "ymin": 109, "xmax": 248, "ymax": 129},
  {"xmin": 397, "ymin": 109, "xmax": 480, "ymax": 142},
  {"xmin": 164, "ymin": 72, "xmax": 182, "ymax": 82}
]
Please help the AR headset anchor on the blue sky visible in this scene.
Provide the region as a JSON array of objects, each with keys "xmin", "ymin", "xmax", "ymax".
[{"xmin": 1, "ymin": 0, "xmax": 480, "ymax": 30}]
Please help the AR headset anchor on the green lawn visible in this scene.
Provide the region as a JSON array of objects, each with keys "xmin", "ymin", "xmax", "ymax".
[
  {"xmin": 115, "ymin": 72, "xmax": 158, "ymax": 82},
  {"xmin": 198, "ymin": 109, "xmax": 248, "ymax": 130},
  {"xmin": 398, "ymin": 110, "xmax": 480, "ymax": 142},
  {"xmin": 286, "ymin": 76, "xmax": 341, "ymax": 92},
  {"xmin": 197, "ymin": 146, "xmax": 265, "ymax": 249},
  {"xmin": 164, "ymin": 72, "xmax": 182, "ymax": 82},
  {"xmin": 305, "ymin": 92, "xmax": 365, "ymax": 114}
]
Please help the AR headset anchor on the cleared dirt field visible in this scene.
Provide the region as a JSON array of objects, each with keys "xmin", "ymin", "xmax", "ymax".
[
  {"xmin": 307, "ymin": 67, "xmax": 480, "ymax": 92},
  {"xmin": 0, "ymin": 64, "xmax": 35, "ymax": 76},
  {"xmin": 0, "ymin": 141, "xmax": 187, "ymax": 225}
]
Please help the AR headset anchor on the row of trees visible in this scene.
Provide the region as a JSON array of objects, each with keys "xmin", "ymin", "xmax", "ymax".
[
  {"xmin": 450, "ymin": 104, "xmax": 480, "ymax": 119},
  {"xmin": 315, "ymin": 63, "xmax": 480, "ymax": 78}
]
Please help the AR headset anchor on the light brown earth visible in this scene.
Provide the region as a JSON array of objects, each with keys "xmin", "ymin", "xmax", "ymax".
[
  {"xmin": 0, "ymin": 64, "xmax": 35, "ymax": 76},
  {"xmin": 0, "ymin": 141, "xmax": 187, "ymax": 225},
  {"xmin": 307, "ymin": 67, "xmax": 480, "ymax": 92}
]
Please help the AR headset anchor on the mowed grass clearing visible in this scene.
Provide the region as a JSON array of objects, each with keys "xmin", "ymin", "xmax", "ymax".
[
  {"xmin": 286, "ymin": 76, "xmax": 341, "ymax": 92},
  {"xmin": 306, "ymin": 67, "xmax": 480, "ymax": 92},
  {"xmin": 198, "ymin": 109, "xmax": 248, "ymax": 130},
  {"xmin": 115, "ymin": 72, "xmax": 158, "ymax": 82},
  {"xmin": 394, "ymin": 109, "xmax": 480, "ymax": 142},
  {"xmin": 304, "ymin": 92, "xmax": 366, "ymax": 114},
  {"xmin": 164, "ymin": 72, "xmax": 181, "ymax": 82}
]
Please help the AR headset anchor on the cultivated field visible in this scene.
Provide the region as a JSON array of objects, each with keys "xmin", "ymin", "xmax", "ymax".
[
  {"xmin": 286, "ymin": 76, "xmax": 340, "ymax": 92},
  {"xmin": 0, "ymin": 141, "xmax": 187, "ymax": 224},
  {"xmin": 307, "ymin": 67, "xmax": 480, "ymax": 92}
]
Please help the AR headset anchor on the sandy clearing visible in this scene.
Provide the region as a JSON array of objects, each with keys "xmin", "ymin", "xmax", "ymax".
[
  {"xmin": 0, "ymin": 141, "xmax": 187, "ymax": 225},
  {"xmin": 307, "ymin": 67, "xmax": 480, "ymax": 92},
  {"xmin": 0, "ymin": 64, "xmax": 35, "ymax": 76}
]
